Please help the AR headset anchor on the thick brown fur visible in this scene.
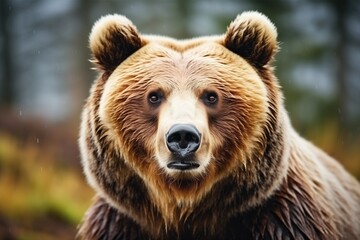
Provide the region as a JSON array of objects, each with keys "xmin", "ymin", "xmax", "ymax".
[{"xmin": 78, "ymin": 11, "xmax": 360, "ymax": 239}]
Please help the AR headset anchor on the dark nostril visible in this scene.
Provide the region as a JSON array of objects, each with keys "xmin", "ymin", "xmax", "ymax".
[
  {"xmin": 166, "ymin": 124, "xmax": 201, "ymax": 156},
  {"xmin": 185, "ymin": 132, "xmax": 199, "ymax": 143},
  {"xmin": 168, "ymin": 132, "xmax": 181, "ymax": 144}
]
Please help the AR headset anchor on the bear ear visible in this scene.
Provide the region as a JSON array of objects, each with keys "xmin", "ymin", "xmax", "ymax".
[
  {"xmin": 224, "ymin": 11, "xmax": 278, "ymax": 67},
  {"xmin": 89, "ymin": 14, "xmax": 142, "ymax": 72}
]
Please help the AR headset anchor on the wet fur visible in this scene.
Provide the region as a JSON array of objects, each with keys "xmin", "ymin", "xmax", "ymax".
[{"xmin": 78, "ymin": 12, "xmax": 360, "ymax": 239}]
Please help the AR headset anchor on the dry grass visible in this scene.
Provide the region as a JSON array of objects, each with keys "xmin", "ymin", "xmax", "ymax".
[
  {"xmin": 0, "ymin": 132, "xmax": 94, "ymax": 239},
  {"xmin": 305, "ymin": 121, "xmax": 360, "ymax": 179}
]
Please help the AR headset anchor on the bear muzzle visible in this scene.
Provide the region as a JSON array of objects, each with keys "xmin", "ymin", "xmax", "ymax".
[{"xmin": 166, "ymin": 124, "xmax": 201, "ymax": 170}]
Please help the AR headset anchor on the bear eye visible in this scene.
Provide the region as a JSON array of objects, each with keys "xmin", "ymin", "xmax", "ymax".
[
  {"xmin": 202, "ymin": 91, "xmax": 218, "ymax": 106},
  {"xmin": 148, "ymin": 91, "xmax": 163, "ymax": 105}
]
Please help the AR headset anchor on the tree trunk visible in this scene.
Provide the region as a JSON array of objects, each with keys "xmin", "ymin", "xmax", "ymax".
[
  {"xmin": 0, "ymin": 0, "xmax": 15, "ymax": 107},
  {"xmin": 333, "ymin": 0, "xmax": 349, "ymax": 130}
]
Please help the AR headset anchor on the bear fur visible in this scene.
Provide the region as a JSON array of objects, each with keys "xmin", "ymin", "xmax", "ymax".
[{"xmin": 77, "ymin": 11, "xmax": 360, "ymax": 239}]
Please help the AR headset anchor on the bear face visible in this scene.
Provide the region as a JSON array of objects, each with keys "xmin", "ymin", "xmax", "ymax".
[
  {"xmin": 99, "ymin": 43, "xmax": 270, "ymax": 200},
  {"xmin": 79, "ymin": 11, "xmax": 360, "ymax": 240},
  {"xmin": 81, "ymin": 12, "xmax": 288, "ymax": 210}
]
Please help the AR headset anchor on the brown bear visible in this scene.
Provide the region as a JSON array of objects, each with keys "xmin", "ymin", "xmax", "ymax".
[{"xmin": 77, "ymin": 11, "xmax": 360, "ymax": 239}]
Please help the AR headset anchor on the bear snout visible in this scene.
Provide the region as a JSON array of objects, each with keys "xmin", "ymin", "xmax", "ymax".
[
  {"xmin": 166, "ymin": 124, "xmax": 201, "ymax": 156},
  {"xmin": 165, "ymin": 124, "xmax": 202, "ymax": 170}
]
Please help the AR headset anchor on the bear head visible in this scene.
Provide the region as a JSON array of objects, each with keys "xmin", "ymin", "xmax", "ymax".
[{"xmin": 80, "ymin": 11, "xmax": 290, "ymax": 223}]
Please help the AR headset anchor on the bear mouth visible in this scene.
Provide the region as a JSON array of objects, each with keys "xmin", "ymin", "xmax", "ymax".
[{"xmin": 167, "ymin": 161, "xmax": 200, "ymax": 170}]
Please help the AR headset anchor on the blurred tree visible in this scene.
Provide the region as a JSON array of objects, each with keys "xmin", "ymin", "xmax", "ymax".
[
  {"xmin": 333, "ymin": 0, "xmax": 349, "ymax": 128},
  {"xmin": 328, "ymin": 0, "xmax": 360, "ymax": 132},
  {"xmin": 175, "ymin": 0, "xmax": 191, "ymax": 38},
  {"xmin": 0, "ymin": 0, "xmax": 15, "ymax": 107},
  {"xmin": 67, "ymin": 0, "xmax": 96, "ymax": 123}
]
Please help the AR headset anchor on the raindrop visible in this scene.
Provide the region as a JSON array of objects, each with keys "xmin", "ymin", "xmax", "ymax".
[
  {"xmin": 36, "ymin": 138, "xmax": 39, "ymax": 144},
  {"xmin": 19, "ymin": 110, "xmax": 22, "ymax": 116}
]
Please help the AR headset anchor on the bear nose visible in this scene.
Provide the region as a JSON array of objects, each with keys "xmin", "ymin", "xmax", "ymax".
[{"xmin": 166, "ymin": 124, "xmax": 201, "ymax": 157}]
